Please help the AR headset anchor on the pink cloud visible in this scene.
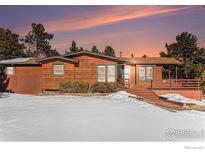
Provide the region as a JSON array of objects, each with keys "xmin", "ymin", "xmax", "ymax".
[{"xmin": 15, "ymin": 6, "xmax": 192, "ymax": 35}]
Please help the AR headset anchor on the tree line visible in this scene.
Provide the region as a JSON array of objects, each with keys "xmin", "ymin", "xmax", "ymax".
[
  {"xmin": 66, "ymin": 40, "xmax": 115, "ymax": 57},
  {"xmin": 0, "ymin": 23, "xmax": 116, "ymax": 60}
]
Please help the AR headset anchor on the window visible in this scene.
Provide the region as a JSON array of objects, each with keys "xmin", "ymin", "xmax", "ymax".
[
  {"xmin": 5, "ymin": 67, "xmax": 15, "ymax": 75},
  {"xmin": 124, "ymin": 66, "xmax": 130, "ymax": 79},
  {"xmin": 146, "ymin": 66, "xmax": 154, "ymax": 80},
  {"xmin": 97, "ymin": 65, "xmax": 116, "ymax": 82},
  {"xmin": 52, "ymin": 64, "xmax": 64, "ymax": 75},
  {"xmin": 97, "ymin": 65, "xmax": 106, "ymax": 82},
  {"xmin": 138, "ymin": 66, "xmax": 154, "ymax": 81},
  {"xmin": 107, "ymin": 65, "xmax": 116, "ymax": 82}
]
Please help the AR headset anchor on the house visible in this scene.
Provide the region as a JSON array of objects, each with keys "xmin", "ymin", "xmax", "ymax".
[{"xmin": 0, "ymin": 51, "xmax": 202, "ymax": 100}]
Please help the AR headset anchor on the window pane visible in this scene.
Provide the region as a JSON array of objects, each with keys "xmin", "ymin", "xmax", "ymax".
[
  {"xmin": 107, "ymin": 65, "xmax": 116, "ymax": 82},
  {"xmin": 139, "ymin": 67, "xmax": 146, "ymax": 81},
  {"xmin": 124, "ymin": 66, "xmax": 130, "ymax": 79},
  {"xmin": 6, "ymin": 67, "xmax": 15, "ymax": 75},
  {"xmin": 97, "ymin": 66, "xmax": 106, "ymax": 82},
  {"xmin": 146, "ymin": 66, "xmax": 153, "ymax": 80},
  {"xmin": 53, "ymin": 64, "xmax": 64, "ymax": 75}
]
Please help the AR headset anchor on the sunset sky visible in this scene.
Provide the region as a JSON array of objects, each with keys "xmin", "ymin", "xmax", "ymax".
[{"xmin": 0, "ymin": 5, "xmax": 205, "ymax": 57}]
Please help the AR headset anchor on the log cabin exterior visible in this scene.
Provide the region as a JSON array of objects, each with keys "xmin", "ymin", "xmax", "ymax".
[{"xmin": 0, "ymin": 51, "xmax": 202, "ymax": 100}]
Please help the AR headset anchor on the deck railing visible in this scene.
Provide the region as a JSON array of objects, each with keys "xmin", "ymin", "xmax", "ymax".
[
  {"xmin": 117, "ymin": 78, "xmax": 130, "ymax": 89},
  {"xmin": 150, "ymin": 79, "xmax": 201, "ymax": 90}
]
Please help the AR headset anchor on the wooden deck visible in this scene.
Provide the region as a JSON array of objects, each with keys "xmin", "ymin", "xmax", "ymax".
[
  {"xmin": 150, "ymin": 79, "xmax": 201, "ymax": 90},
  {"xmin": 127, "ymin": 88, "xmax": 184, "ymax": 111}
]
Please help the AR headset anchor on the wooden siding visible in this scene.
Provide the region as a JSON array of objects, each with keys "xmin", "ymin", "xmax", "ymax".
[
  {"xmin": 130, "ymin": 64, "xmax": 136, "ymax": 87},
  {"xmin": 154, "ymin": 89, "xmax": 202, "ymax": 100},
  {"xmin": 135, "ymin": 65, "xmax": 163, "ymax": 88},
  {"xmin": 6, "ymin": 66, "xmax": 42, "ymax": 94},
  {"xmin": 72, "ymin": 55, "xmax": 119, "ymax": 83},
  {"xmin": 41, "ymin": 60, "xmax": 75, "ymax": 90}
]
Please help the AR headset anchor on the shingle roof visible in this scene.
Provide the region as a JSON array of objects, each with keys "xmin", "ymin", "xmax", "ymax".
[
  {"xmin": 37, "ymin": 56, "xmax": 79, "ymax": 64},
  {"xmin": 64, "ymin": 51, "xmax": 128, "ymax": 62},
  {"xmin": 125, "ymin": 57, "xmax": 181, "ymax": 65}
]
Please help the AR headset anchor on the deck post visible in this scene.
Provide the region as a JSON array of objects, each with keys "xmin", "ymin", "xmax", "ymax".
[
  {"xmin": 168, "ymin": 65, "xmax": 171, "ymax": 90},
  {"xmin": 175, "ymin": 65, "xmax": 178, "ymax": 82}
]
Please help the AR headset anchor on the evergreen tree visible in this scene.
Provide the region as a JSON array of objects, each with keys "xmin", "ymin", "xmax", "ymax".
[
  {"xmin": 23, "ymin": 23, "xmax": 58, "ymax": 58},
  {"xmin": 79, "ymin": 47, "xmax": 84, "ymax": 52},
  {"xmin": 69, "ymin": 40, "xmax": 79, "ymax": 53},
  {"xmin": 0, "ymin": 28, "xmax": 25, "ymax": 60},
  {"xmin": 104, "ymin": 46, "xmax": 115, "ymax": 57},
  {"xmin": 45, "ymin": 49, "xmax": 60, "ymax": 57},
  {"xmin": 91, "ymin": 46, "xmax": 99, "ymax": 53},
  {"xmin": 160, "ymin": 32, "xmax": 202, "ymax": 78}
]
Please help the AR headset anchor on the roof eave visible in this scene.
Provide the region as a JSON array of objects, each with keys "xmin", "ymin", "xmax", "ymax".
[
  {"xmin": 64, "ymin": 51, "xmax": 127, "ymax": 62},
  {"xmin": 37, "ymin": 56, "xmax": 79, "ymax": 64}
]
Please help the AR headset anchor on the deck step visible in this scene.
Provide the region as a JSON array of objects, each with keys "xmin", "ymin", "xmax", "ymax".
[{"xmin": 127, "ymin": 88, "xmax": 184, "ymax": 110}]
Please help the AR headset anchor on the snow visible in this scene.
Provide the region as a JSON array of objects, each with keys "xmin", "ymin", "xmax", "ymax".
[
  {"xmin": 160, "ymin": 94, "xmax": 205, "ymax": 106},
  {"xmin": 106, "ymin": 91, "xmax": 136, "ymax": 99},
  {"xmin": 0, "ymin": 92, "xmax": 205, "ymax": 141},
  {"xmin": 0, "ymin": 58, "xmax": 35, "ymax": 64}
]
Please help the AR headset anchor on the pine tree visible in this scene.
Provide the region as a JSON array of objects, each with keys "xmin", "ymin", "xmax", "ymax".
[
  {"xmin": 23, "ymin": 23, "xmax": 59, "ymax": 57},
  {"xmin": 91, "ymin": 46, "xmax": 99, "ymax": 53},
  {"xmin": 69, "ymin": 40, "xmax": 79, "ymax": 53},
  {"xmin": 160, "ymin": 32, "xmax": 204, "ymax": 79},
  {"xmin": 0, "ymin": 28, "xmax": 25, "ymax": 60},
  {"xmin": 104, "ymin": 46, "xmax": 115, "ymax": 57}
]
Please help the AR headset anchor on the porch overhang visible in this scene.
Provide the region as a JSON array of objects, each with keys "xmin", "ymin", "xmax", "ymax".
[{"xmin": 125, "ymin": 57, "xmax": 182, "ymax": 65}]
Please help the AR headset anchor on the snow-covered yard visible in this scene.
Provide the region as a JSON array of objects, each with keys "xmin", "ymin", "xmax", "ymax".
[{"xmin": 0, "ymin": 91, "xmax": 205, "ymax": 141}]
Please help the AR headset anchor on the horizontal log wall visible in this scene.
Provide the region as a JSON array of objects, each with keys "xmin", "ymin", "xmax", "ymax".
[
  {"xmin": 73, "ymin": 55, "xmax": 118, "ymax": 83},
  {"xmin": 6, "ymin": 66, "xmax": 42, "ymax": 94},
  {"xmin": 135, "ymin": 65, "xmax": 162, "ymax": 88},
  {"xmin": 41, "ymin": 60, "xmax": 75, "ymax": 90},
  {"xmin": 154, "ymin": 89, "xmax": 202, "ymax": 100}
]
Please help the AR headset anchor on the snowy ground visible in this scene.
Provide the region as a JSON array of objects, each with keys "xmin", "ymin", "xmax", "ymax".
[
  {"xmin": 0, "ymin": 91, "xmax": 205, "ymax": 141},
  {"xmin": 160, "ymin": 94, "xmax": 205, "ymax": 106}
]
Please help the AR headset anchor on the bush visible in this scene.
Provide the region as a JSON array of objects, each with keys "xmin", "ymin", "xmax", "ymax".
[
  {"xmin": 201, "ymin": 80, "xmax": 205, "ymax": 94},
  {"xmin": 59, "ymin": 81, "xmax": 89, "ymax": 93},
  {"xmin": 90, "ymin": 82, "xmax": 123, "ymax": 93}
]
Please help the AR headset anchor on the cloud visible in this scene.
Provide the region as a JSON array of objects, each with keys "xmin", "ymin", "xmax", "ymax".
[{"xmin": 15, "ymin": 6, "xmax": 192, "ymax": 35}]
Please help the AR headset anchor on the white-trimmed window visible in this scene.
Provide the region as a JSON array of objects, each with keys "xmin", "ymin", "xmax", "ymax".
[
  {"xmin": 97, "ymin": 65, "xmax": 116, "ymax": 82},
  {"xmin": 138, "ymin": 66, "xmax": 154, "ymax": 81},
  {"xmin": 97, "ymin": 65, "xmax": 106, "ymax": 82},
  {"xmin": 52, "ymin": 64, "xmax": 64, "ymax": 75},
  {"xmin": 107, "ymin": 65, "xmax": 116, "ymax": 82}
]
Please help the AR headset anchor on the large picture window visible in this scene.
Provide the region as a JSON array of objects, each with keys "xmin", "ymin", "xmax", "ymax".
[
  {"xmin": 52, "ymin": 64, "xmax": 64, "ymax": 75},
  {"xmin": 138, "ymin": 66, "xmax": 154, "ymax": 81},
  {"xmin": 97, "ymin": 65, "xmax": 116, "ymax": 82}
]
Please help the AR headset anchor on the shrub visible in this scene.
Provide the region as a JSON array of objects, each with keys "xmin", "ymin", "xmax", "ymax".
[
  {"xmin": 90, "ymin": 82, "xmax": 123, "ymax": 93},
  {"xmin": 201, "ymin": 80, "xmax": 205, "ymax": 94},
  {"xmin": 59, "ymin": 81, "xmax": 89, "ymax": 93}
]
